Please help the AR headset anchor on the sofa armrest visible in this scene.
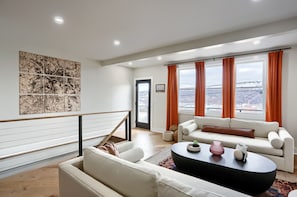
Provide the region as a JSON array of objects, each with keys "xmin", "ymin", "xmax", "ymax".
[
  {"xmin": 178, "ymin": 120, "xmax": 195, "ymax": 142},
  {"xmin": 59, "ymin": 157, "xmax": 123, "ymax": 197},
  {"xmin": 278, "ymin": 127, "xmax": 295, "ymax": 173}
]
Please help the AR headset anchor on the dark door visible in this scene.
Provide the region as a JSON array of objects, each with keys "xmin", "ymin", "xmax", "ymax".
[{"xmin": 135, "ymin": 79, "xmax": 151, "ymax": 130}]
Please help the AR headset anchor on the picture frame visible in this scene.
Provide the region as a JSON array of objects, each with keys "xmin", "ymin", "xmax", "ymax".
[{"xmin": 156, "ymin": 84, "xmax": 165, "ymax": 92}]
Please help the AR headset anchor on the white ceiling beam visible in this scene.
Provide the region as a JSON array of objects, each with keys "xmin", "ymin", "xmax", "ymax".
[{"xmin": 100, "ymin": 16, "xmax": 297, "ymax": 66}]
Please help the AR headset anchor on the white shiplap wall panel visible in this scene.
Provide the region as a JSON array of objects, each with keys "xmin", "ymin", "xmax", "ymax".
[{"xmin": 0, "ymin": 111, "xmax": 129, "ymax": 177}]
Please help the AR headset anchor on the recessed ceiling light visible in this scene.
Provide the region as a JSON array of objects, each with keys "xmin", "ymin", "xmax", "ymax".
[
  {"xmin": 128, "ymin": 62, "xmax": 133, "ymax": 66},
  {"xmin": 113, "ymin": 40, "xmax": 120, "ymax": 46},
  {"xmin": 54, "ymin": 16, "xmax": 64, "ymax": 25},
  {"xmin": 157, "ymin": 56, "xmax": 162, "ymax": 60}
]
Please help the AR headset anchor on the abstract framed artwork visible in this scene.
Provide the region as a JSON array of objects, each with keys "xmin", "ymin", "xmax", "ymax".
[{"xmin": 19, "ymin": 51, "xmax": 81, "ymax": 114}]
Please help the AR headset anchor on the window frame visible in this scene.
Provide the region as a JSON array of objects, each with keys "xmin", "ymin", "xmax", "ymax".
[
  {"xmin": 234, "ymin": 54, "xmax": 267, "ymax": 120},
  {"xmin": 177, "ymin": 63, "xmax": 195, "ymax": 114},
  {"xmin": 204, "ymin": 60, "xmax": 223, "ymax": 117}
]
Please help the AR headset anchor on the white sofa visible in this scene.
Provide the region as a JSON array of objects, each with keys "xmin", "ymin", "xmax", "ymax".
[
  {"xmin": 178, "ymin": 116, "xmax": 294, "ymax": 173},
  {"xmin": 59, "ymin": 142, "xmax": 249, "ymax": 197}
]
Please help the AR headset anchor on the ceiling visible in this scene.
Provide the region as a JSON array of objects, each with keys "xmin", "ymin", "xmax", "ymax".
[{"xmin": 1, "ymin": 0, "xmax": 297, "ymax": 68}]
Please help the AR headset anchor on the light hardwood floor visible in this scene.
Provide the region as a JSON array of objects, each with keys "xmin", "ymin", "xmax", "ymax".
[{"xmin": 0, "ymin": 129, "xmax": 296, "ymax": 197}]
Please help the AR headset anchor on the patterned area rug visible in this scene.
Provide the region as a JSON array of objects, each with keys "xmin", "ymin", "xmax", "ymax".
[{"xmin": 159, "ymin": 156, "xmax": 297, "ymax": 197}]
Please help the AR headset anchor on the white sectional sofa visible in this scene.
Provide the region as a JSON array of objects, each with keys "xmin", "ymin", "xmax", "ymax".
[
  {"xmin": 178, "ymin": 116, "xmax": 294, "ymax": 173},
  {"xmin": 59, "ymin": 142, "xmax": 249, "ymax": 197}
]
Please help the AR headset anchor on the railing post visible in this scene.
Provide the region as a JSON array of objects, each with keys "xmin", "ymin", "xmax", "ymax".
[
  {"xmin": 125, "ymin": 117, "xmax": 128, "ymax": 140},
  {"xmin": 128, "ymin": 111, "xmax": 131, "ymax": 141},
  {"xmin": 78, "ymin": 115, "xmax": 83, "ymax": 156}
]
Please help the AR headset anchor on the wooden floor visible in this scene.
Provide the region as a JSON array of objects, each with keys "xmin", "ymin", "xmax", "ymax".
[
  {"xmin": 0, "ymin": 129, "xmax": 173, "ymax": 197},
  {"xmin": 0, "ymin": 128, "xmax": 296, "ymax": 197}
]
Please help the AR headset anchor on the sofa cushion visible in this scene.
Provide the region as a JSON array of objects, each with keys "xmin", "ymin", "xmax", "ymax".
[
  {"xmin": 268, "ymin": 131, "xmax": 284, "ymax": 149},
  {"xmin": 194, "ymin": 116, "xmax": 230, "ymax": 129},
  {"xmin": 84, "ymin": 147, "xmax": 159, "ymax": 197},
  {"xmin": 183, "ymin": 123, "xmax": 198, "ymax": 135},
  {"xmin": 184, "ymin": 130, "xmax": 283, "ymax": 157},
  {"xmin": 157, "ymin": 177, "xmax": 221, "ymax": 197},
  {"xmin": 202, "ymin": 125, "xmax": 255, "ymax": 138},
  {"xmin": 230, "ymin": 118, "xmax": 279, "ymax": 137}
]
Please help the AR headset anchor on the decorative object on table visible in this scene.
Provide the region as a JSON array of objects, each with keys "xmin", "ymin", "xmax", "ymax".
[
  {"xmin": 187, "ymin": 140, "xmax": 200, "ymax": 152},
  {"xmin": 234, "ymin": 143, "xmax": 248, "ymax": 162},
  {"xmin": 210, "ymin": 141, "xmax": 224, "ymax": 156}
]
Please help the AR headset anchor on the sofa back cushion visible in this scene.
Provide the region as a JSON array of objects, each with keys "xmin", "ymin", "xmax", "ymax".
[
  {"xmin": 84, "ymin": 147, "xmax": 159, "ymax": 197},
  {"xmin": 194, "ymin": 116, "xmax": 230, "ymax": 129},
  {"xmin": 202, "ymin": 125, "xmax": 255, "ymax": 138},
  {"xmin": 230, "ymin": 118, "xmax": 279, "ymax": 137}
]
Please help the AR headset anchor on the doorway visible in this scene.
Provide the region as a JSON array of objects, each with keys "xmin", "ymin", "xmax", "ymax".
[{"xmin": 135, "ymin": 79, "xmax": 151, "ymax": 130}]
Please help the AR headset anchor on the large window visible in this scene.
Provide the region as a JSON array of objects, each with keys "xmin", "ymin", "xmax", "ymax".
[
  {"xmin": 177, "ymin": 54, "xmax": 267, "ymax": 120},
  {"xmin": 235, "ymin": 55, "xmax": 266, "ymax": 119},
  {"xmin": 178, "ymin": 64, "xmax": 195, "ymax": 112},
  {"xmin": 205, "ymin": 61, "xmax": 222, "ymax": 116}
]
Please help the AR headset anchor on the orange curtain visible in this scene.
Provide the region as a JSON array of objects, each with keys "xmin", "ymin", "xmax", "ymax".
[
  {"xmin": 266, "ymin": 51, "xmax": 283, "ymax": 126},
  {"xmin": 195, "ymin": 61, "xmax": 205, "ymax": 116},
  {"xmin": 222, "ymin": 57, "xmax": 235, "ymax": 118},
  {"xmin": 166, "ymin": 65, "xmax": 178, "ymax": 130}
]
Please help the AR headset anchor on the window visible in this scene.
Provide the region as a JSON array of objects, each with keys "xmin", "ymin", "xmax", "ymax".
[
  {"xmin": 205, "ymin": 61, "xmax": 222, "ymax": 116},
  {"xmin": 235, "ymin": 55, "xmax": 267, "ymax": 119},
  {"xmin": 178, "ymin": 64, "xmax": 195, "ymax": 112},
  {"xmin": 177, "ymin": 54, "xmax": 267, "ymax": 121}
]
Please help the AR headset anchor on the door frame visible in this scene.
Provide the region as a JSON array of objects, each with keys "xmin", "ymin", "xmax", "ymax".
[{"xmin": 135, "ymin": 78, "xmax": 151, "ymax": 130}]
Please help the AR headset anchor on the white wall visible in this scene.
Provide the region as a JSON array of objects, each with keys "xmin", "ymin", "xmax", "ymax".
[
  {"xmin": 133, "ymin": 65, "xmax": 167, "ymax": 132},
  {"xmin": 0, "ymin": 30, "xmax": 133, "ymax": 177},
  {"xmin": 0, "ymin": 44, "xmax": 133, "ymax": 120},
  {"xmin": 282, "ymin": 45, "xmax": 297, "ymax": 147}
]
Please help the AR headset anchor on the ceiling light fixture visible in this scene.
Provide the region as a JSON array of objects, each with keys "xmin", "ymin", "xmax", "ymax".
[
  {"xmin": 128, "ymin": 62, "xmax": 133, "ymax": 66},
  {"xmin": 157, "ymin": 56, "xmax": 162, "ymax": 60},
  {"xmin": 54, "ymin": 16, "xmax": 64, "ymax": 25},
  {"xmin": 113, "ymin": 40, "xmax": 120, "ymax": 46},
  {"xmin": 176, "ymin": 49, "xmax": 197, "ymax": 55},
  {"xmin": 203, "ymin": 44, "xmax": 224, "ymax": 50},
  {"xmin": 253, "ymin": 40, "xmax": 261, "ymax": 45}
]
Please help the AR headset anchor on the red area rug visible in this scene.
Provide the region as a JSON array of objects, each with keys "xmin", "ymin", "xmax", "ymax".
[{"xmin": 159, "ymin": 156, "xmax": 297, "ymax": 197}]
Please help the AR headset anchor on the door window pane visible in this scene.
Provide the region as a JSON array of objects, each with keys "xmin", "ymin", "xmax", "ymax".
[{"xmin": 138, "ymin": 83, "xmax": 149, "ymax": 123}]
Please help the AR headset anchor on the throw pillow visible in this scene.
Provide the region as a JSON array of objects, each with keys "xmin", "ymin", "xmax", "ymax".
[
  {"xmin": 268, "ymin": 131, "xmax": 284, "ymax": 149},
  {"xmin": 96, "ymin": 142, "xmax": 119, "ymax": 156},
  {"xmin": 202, "ymin": 125, "xmax": 255, "ymax": 138}
]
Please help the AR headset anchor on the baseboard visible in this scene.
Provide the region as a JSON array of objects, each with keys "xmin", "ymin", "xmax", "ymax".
[
  {"xmin": 151, "ymin": 128, "xmax": 165, "ymax": 133},
  {"xmin": 0, "ymin": 151, "xmax": 77, "ymax": 179}
]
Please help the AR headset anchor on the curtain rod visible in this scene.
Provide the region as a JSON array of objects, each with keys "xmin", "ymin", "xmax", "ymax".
[{"xmin": 165, "ymin": 46, "xmax": 291, "ymax": 66}]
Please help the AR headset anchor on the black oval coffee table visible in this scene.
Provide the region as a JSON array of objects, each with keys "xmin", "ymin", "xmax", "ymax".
[{"xmin": 171, "ymin": 142, "xmax": 276, "ymax": 195}]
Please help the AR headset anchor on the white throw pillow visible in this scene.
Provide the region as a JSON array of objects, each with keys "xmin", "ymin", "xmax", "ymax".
[
  {"xmin": 268, "ymin": 131, "xmax": 284, "ymax": 149},
  {"xmin": 183, "ymin": 123, "xmax": 198, "ymax": 135},
  {"xmin": 84, "ymin": 147, "xmax": 159, "ymax": 197}
]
